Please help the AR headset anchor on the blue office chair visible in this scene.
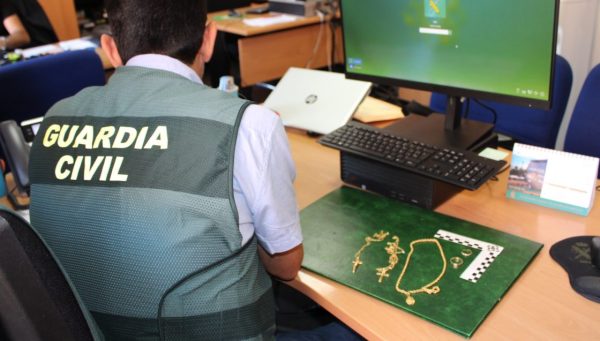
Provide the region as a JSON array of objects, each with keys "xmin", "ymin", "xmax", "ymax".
[
  {"xmin": 0, "ymin": 49, "xmax": 105, "ymax": 173},
  {"xmin": 430, "ymin": 55, "xmax": 572, "ymax": 149},
  {"xmin": 564, "ymin": 63, "xmax": 600, "ymax": 177},
  {"xmin": 0, "ymin": 49, "xmax": 105, "ymax": 123}
]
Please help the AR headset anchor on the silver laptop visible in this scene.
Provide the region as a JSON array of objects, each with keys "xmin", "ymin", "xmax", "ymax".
[{"xmin": 264, "ymin": 67, "xmax": 371, "ymax": 134}]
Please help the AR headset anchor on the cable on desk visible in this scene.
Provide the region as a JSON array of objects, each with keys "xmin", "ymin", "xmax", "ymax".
[
  {"xmin": 371, "ymin": 84, "xmax": 405, "ymax": 108},
  {"xmin": 463, "ymin": 98, "xmax": 471, "ymax": 118},
  {"xmin": 305, "ymin": 10, "xmax": 327, "ymax": 69},
  {"xmin": 326, "ymin": 19, "xmax": 334, "ymax": 71},
  {"xmin": 324, "ymin": 0, "xmax": 341, "ymax": 72},
  {"xmin": 490, "ymin": 161, "xmax": 511, "ymax": 181},
  {"xmin": 473, "ymin": 99, "xmax": 498, "ymax": 125}
]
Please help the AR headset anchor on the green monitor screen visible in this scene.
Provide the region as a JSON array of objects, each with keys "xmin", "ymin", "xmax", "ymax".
[{"xmin": 341, "ymin": 0, "xmax": 559, "ymax": 110}]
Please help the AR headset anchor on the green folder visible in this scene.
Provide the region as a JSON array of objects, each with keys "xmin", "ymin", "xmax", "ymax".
[{"xmin": 300, "ymin": 186, "xmax": 542, "ymax": 338}]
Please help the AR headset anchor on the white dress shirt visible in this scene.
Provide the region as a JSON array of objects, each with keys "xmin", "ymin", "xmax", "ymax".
[{"xmin": 127, "ymin": 54, "xmax": 303, "ymax": 254}]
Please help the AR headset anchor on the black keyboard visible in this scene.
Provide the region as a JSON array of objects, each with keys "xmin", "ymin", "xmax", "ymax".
[{"xmin": 319, "ymin": 121, "xmax": 506, "ymax": 190}]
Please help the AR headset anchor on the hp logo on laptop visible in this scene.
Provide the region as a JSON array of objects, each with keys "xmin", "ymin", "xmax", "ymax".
[{"xmin": 305, "ymin": 94, "xmax": 318, "ymax": 104}]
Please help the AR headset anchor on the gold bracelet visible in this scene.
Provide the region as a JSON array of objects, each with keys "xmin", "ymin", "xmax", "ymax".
[
  {"xmin": 395, "ymin": 238, "xmax": 447, "ymax": 306},
  {"xmin": 352, "ymin": 230, "xmax": 389, "ymax": 273}
]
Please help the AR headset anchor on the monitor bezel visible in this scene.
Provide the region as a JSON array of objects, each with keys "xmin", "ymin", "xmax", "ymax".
[{"xmin": 340, "ymin": 0, "xmax": 561, "ymax": 111}]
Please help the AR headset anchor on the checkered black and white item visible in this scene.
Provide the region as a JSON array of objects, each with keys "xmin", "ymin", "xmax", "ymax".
[{"xmin": 435, "ymin": 229, "xmax": 504, "ymax": 283}]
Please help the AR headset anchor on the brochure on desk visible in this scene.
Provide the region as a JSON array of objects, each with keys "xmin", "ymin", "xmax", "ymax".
[
  {"xmin": 300, "ymin": 186, "xmax": 542, "ymax": 338},
  {"xmin": 506, "ymin": 143, "xmax": 599, "ymax": 216}
]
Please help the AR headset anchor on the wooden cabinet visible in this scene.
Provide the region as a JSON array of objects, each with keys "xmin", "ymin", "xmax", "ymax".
[{"xmin": 38, "ymin": 0, "xmax": 80, "ymax": 40}]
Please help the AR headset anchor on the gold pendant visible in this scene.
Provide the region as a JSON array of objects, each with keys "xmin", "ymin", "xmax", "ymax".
[
  {"xmin": 375, "ymin": 236, "xmax": 404, "ymax": 283},
  {"xmin": 352, "ymin": 230, "xmax": 389, "ymax": 273}
]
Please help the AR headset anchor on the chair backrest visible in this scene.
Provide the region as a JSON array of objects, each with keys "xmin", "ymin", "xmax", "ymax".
[
  {"xmin": 430, "ymin": 55, "xmax": 573, "ymax": 148},
  {"xmin": 564, "ymin": 63, "xmax": 600, "ymax": 176},
  {"xmin": 0, "ymin": 120, "xmax": 31, "ymax": 195},
  {"xmin": 0, "ymin": 208, "xmax": 101, "ymax": 341},
  {"xmin": 0, "ymin": 49, "xmax": 105, "ymax": 124}
]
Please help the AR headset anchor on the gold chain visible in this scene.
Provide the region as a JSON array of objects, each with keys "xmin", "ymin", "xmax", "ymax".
[
  {"xmin": 395, "ymin": 238, "xmax": 447, "ymax": 306},
  {"xmin": 352, "ymin": 230, "xmax": 389, "ymax": 273},
  {"xmin": 376, "ymin": 236, "xmax": 404, "ymax": 282}
]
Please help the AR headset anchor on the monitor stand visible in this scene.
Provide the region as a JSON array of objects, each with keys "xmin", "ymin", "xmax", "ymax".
[{"xmin": 383, "ymin": 96, "xmax": 496, "ymax": 152}]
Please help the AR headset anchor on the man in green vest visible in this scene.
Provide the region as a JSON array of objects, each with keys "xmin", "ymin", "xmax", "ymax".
[{"xmin": 29, "ymin": 0, "xmax": 303, "ymax": 339}]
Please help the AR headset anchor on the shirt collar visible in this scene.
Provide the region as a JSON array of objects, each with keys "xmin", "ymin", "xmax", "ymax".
[{"xmin": 126, "ymin": 54, "xmax": 204, "ymax": 85}]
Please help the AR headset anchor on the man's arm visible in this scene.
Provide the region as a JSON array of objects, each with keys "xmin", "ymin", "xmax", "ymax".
[
  {"xmin": 234, "ymin": 105, "xmax": 304, "ymax": 279},
  {"xmin": 258, "ymin": 243, "xmax": 304, "ymax": 281},
  {"xmin": 2, "ymin": 14, "xmax": 31, "ymax": 49}
]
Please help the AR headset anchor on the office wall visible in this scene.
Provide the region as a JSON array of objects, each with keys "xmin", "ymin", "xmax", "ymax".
[
  {"xmin": 594, "ymin": 6, "xmax": 600, "ymax": 64},
  {"xmin": 555, "ymin": 0, "xmax": 599, "ymax": 149},
  {"xmin": 38, "ymin": 0, "xmax": 80, "ymax": 40}
]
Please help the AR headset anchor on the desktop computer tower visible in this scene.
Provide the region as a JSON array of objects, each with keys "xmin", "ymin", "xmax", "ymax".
[{"xmin": 340, "ymin": 151, "xmax": 461, "ymax": 210}]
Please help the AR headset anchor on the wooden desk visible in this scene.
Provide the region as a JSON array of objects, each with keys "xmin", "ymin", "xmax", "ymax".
[
  {"xmin": 285, "ymin": 127, "xmax": 600, "ymax": 340},
  {"xmin": 0, "ymin": 173, "xmax": 29, "ymax": 209},
  {"xmin": 17, "ymin": 39, "xmax": 112, "ymax": 71},
  {"xmin": 208, "ymin": 7, "xmax": 344, "ymax": 87},
  {"xmin": 0, "ymin": 195, "xmax": 11, "ymax": 208}
]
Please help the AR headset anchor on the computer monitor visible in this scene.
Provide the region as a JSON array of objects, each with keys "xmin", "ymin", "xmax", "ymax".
[
  {"xmin": 340, "ymin": 0, "xmax": 559, "ymax": 150},
  {"xmin": 75, "ymin": 0, "xmax": 104, "ymax": 13}
]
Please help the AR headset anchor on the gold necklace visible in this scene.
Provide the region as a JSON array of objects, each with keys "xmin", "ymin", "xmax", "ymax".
[
  {"xmin": 376, "ymin": 236, "xmax": 404, "ymax": 283},
  {"xmin": 395, "ymin": 238, "xmax": 447, "ymax": 306},
  {"xmin": 352, "ymin": 230, "xmax": 389, "ymax": 273}
]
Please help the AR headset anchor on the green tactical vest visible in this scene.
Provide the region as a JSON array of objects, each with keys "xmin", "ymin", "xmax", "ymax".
[{"xmin": 29, "ymin": 66, "xmax": 275, "ymax": 340}]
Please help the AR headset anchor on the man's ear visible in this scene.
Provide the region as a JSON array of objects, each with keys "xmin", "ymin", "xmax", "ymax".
[
  {"xmin": 199, "ymin": 21, "xmax": 218, "ymax": 63},
  {"xmin": 100, "ymin": 34, "xmax": 123, "ymax": 67}
]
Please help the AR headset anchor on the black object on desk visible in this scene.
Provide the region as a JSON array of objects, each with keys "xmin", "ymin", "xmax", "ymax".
[
  {"xmin": 207, "ymin": 0, "xmax": 265, "ymax": 12},
  {"xmin": 246, "ymin": 6, "xmax": 270, "ymax": 14},
  {"xmin": 227, "ymin": 9, "xmax": 243, "ymax": 17},
  {"xmin": 320, "ymin": 121, "xmax": 506, "ymax": 191},
  {"xmin": 550, "ymin": 236, "xmax": 600, "ymax": 303}
]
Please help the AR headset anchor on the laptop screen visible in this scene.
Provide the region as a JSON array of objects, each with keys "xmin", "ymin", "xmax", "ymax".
[{"xmin": 20, "ymin": 116, "xmax": 44, "ymax": 144}]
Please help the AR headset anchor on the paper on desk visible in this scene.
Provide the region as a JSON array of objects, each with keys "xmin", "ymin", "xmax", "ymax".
[
  {"xmin": 59, "ymin": 38, "xmax": 98, "ymax": 51},
  {"xmin": 20, "ymin": 44, "xmax": 63, "ymax": 58},
  {"xmin": 353, "ymin": 96, "xmax": 405, "ymax": 123},
  {"xmin": 479, "ymin": 148, "xmax": 509, "ymax": 161},
  {"xmin": 243, "ymin": 14, "xmax": 299, "ymax": 27}
]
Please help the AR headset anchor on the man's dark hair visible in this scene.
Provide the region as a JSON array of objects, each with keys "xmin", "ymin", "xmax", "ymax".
[{"xmin": 104, "ymin": 0, "xmax": 207, "ymax": 64}]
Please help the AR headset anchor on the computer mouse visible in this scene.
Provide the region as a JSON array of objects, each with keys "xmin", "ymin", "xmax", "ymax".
[{"xmin": 228, "ymin": 9, "xmax": 242, "ymax": 18}]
